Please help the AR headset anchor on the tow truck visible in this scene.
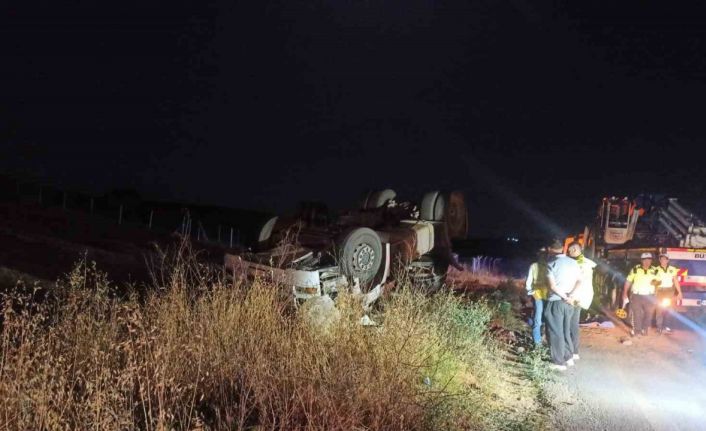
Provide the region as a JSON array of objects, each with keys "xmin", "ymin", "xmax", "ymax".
[
  {"xmin": 224, "ymin": 190, "xmax": 468, "ymax": 306},
  {"xmin": 566, "ymin": 195, "xmax": 706, "ymax": 324}
]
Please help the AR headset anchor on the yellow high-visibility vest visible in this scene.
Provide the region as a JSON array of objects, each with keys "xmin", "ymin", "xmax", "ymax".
[
  {"xmin": 527, "ymin": 262, "xmax": 549, "ymax": 300},
  {"xmin": 626, "ymin": 265, "xmax": 658, "ymax": 295},
  {"xmin": 655, "ymin": 265, "xmax": 679, "ymax": 289},
  {"xmin": 575, "ymin": 256, "xmax": 597, "ymax": 309}
]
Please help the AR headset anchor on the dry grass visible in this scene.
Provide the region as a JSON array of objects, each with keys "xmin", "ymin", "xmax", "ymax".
[
  {"xmin": 0, "ymin": 245, "xmax": 544, "ymax": 430},
  {"xmin": 447, "ymin": 264, "xmax": 522, "ymax": 291}
]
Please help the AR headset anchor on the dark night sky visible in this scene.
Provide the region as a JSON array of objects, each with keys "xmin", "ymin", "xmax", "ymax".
[{"xmin": 3, "ymin": 1, "xmax": 706, "ymax": 238}]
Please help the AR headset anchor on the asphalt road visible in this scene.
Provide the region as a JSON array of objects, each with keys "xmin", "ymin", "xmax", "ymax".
[{"xmin": 545, "ymin": 317, "xmax": 706, "ymax": 431}]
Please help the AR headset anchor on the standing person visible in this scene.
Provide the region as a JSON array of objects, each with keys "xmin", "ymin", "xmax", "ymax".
[
  {"xmin": 525, "ymin": 249, "xmax": 549, "ymax": 346},
  {"xmin": 566, "ymin": 242, "xmax": 597, "ymax": 361},
  {"xmin": 655, "ymin": 252, "xmax": 683, "ymax": 334},
  {"xmin": 544, "ymin": 239, "xmax": 582, "ymax": 371},
  {"xmin": 622, "ymin": 253, "xmax": 658, "ymax": 336}
]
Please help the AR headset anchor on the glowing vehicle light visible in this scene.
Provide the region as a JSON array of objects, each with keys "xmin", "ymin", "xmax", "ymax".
[{"xmin": 660, "ymin": 297, "xmax": 672, "ymax": 308}]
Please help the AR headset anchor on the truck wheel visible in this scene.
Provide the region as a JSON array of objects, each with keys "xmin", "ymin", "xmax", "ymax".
[
  {"xmin": 257, "ymin": 216, "xmax": 278, "ymax": 244},
  {"xmin": 420, "ymin": 191, "xmax": 446, "ymax": 221},
  {"xmin": 362, "ymin": 189, "xmax": 396, "ymax": 209},
  {"xmin": 337, "ymin": 227, "xmax": 383, "ymax": 285},
  {"xmin": 446, "ymin": 191, "xmax": 468, "ymax": 240}
]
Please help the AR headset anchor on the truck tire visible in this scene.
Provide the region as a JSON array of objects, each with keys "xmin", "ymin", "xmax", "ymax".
[
  {"xmin": 257, "ymin": 216, "xmax": 279, "ymax": 243},
  {"xmin": 362, "ymin": 189, "xmax": 396, "ymax": 209},
  {"xmin": 337, "ymin": 227, "xmax": 383, "ymax": 285},
  {"xmin": 420, "ymin": 191, "xmax": 446, "ymax": 221},
  {"xmin": 446, "ymin": 191, "xmax": 468, "ymax": 240}
]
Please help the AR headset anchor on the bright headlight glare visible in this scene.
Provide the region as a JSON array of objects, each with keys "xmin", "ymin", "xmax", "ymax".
[{"xmin": 660, "ymin": 297, "xmax": 672, "ymax": 308}]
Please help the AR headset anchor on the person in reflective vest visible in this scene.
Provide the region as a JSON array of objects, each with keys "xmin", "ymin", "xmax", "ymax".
[
  {"xmin": 655, "ymin": 253, "xmax": 683, "ymax": 334},
  {"xmin": 525, "ymin": 249, "xmax": 549, "ymax": 345},
  {"xmin": 622, "ymin": 252, "xmax": 658, "ymax": 336},
  {"xmin": 567, "ymin": 241, "xmax": 597, "ymax": 360}
]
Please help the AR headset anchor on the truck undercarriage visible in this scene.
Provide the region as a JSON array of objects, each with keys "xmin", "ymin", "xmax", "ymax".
[{"xmin": 225, "ymin": 190, "xmax": 468, "ymax": 306}]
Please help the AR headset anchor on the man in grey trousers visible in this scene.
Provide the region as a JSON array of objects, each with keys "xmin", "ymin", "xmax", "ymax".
[
  {"xmin": 622, "ymin": 252, "xmax": 658, "ymax": 336},
  {"xmin": 544, "ymin": 239, "xmax": 582, "ymax": 371}
]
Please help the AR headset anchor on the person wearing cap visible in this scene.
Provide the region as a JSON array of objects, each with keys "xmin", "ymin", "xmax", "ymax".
[
  {"xmin": 566, "ymin": 241, "xmax": 597, "ymax": 361},
  {"xmin": 525, "ymin": 248, "xmax": 549, "ymax": 345},
  {"xmin": 544, "ymin": 239, "xmax": 582, "ymax": 370},
  {"xmin": 622, "ymin": 252, "xmax": 659, "ymax": 336},
  {"xmin": 655, "ymin": 252, "xmax": 683, "ymax": 334}
]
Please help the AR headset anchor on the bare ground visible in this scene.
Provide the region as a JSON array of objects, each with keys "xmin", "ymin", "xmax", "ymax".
[{"xmin": 544, "ymin": 317, "xmax": 706, "ymax": 431}]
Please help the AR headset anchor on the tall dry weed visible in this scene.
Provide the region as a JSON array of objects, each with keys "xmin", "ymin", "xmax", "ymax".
[{"xmin": 1, "ymin": 246, "xmax": 537, "ymax": 430}]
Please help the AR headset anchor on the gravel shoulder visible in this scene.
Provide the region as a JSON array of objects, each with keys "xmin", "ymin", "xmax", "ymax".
[{"xmin": 544, "ymin": 318, "xmax": 706, "ymax": 431}]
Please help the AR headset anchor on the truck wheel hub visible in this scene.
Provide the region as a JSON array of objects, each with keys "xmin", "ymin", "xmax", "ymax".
[{"xmin": 353, "ymin": 244, "xmax": 375, "ymax": 271}]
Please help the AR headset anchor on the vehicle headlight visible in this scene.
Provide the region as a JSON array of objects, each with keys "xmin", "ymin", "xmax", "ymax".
[{"xmin": 660, "ymin": 297, "xmax": 672, "ymax": 308}]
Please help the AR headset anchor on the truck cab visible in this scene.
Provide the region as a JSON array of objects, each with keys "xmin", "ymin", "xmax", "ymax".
[
  {"xmin": 663, "ymin": 248, "xmax": 706, "ymax": 322},
  {"xmin": 599, "ymin": 197, "xmax": 640, "ymax": 245},
  {"xmin": 567, "ymin": 195, "xmax": 706, "ymax": 324}
]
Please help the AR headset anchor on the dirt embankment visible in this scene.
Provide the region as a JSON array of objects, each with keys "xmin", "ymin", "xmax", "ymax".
[{"xmin": 0, "ymin": 202, "xmax": 228, "ymax": 286}]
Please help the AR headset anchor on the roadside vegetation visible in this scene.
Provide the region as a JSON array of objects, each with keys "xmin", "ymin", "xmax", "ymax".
[{"xmin": 1, "ymin": 244, "xmax": 547, "ymax": 430}]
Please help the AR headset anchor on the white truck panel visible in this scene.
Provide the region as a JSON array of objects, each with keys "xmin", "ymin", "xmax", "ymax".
[{"xmin": 400, "ymin": 220, "xmax": 434, "ymax": 256}]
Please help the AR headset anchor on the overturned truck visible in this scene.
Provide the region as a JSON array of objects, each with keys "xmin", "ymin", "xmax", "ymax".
[{"xmin": 225, "ymin": 190, "xmax": 468, "ymax": 305}]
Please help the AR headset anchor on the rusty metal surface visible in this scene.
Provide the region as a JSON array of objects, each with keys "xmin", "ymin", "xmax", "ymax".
[{"xmin": 226, "ymin": 190, "xmax": 468, "ymax": 299}]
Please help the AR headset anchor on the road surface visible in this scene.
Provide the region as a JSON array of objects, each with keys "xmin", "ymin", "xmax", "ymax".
[{"xmin": 545, "ymin": 317, "xmax": 706, "ymax": 431}]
